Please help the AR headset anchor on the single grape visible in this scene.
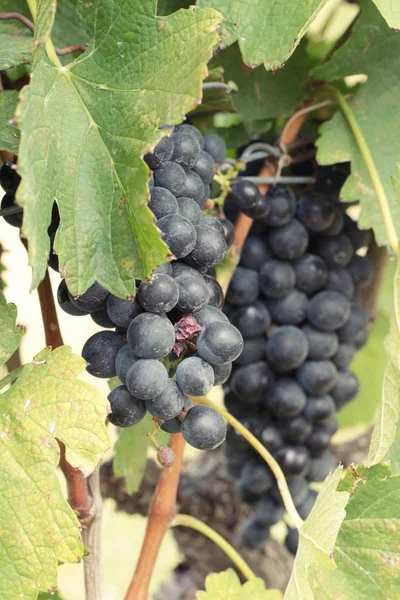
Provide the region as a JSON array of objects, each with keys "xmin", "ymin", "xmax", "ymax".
[
  {"xmin": 285, "ymin": 527, "xmax": 299, "ymax": 556},
  {"xmin": 126, "ymin": 359, "xmax": 168, "ymax": 400},
  {"xmin": 265, "ymin": 378, "xmax": 307, "ymax": 418},
  {"xmin": 175, "ymin": 271, "xmax": 210, "ymax": 312},
  {"xmin": 148, "ymin": 186, "xmax": 179, "ymax": 219},
  {"xmin": 347, "ymin": 254, "xmax": 373, "ymax": 288},
  {"xmin": 296, "ymin": 193, "xmax": 334, "ymax": 232},
  {"xmin": 256, "ymin": 497, "xmax": 285, "ymax": 526},
  {"xmin": 157, "ymin": 446, "xmax": 175, "ymax": 467},
  {"xmin": 243, "ymin": 194, "xmax": 270, "ymax": 219},
  {"xmin": 332, "ymin": 343, "xmax": 354, "ymax": 371},
  {"xmin": 107, "ymin": 295, "xmax": 143, "ymax": 328},
  {"xmin": 235, "ymin": 337, "xmax": 265, "ymax": 365},
  {"xmin": 1, "ymin": 194, "xmax": 23, "ymax": 227},
  {"xmin": 239, "ymin": 235, "xmax": 271, "ymax": 270},
  {"xmin": 231, "ymin": 361, "xmax": 274, "ymax": 403},
  {"xmin": 337, "ymin": 306, "xmax": 368, "ymax": 347},
  {"xmin": 198, "ymin": 213, "xmax": 225, "ymax": 234},
  {"xmin": 90, "ymin": 307, "xmax": 115, "ymax": 328},
  {"xmin": 325, "ymin": 267, "xmax": 355, "ymax": 300},
  {"xmin": 268, "ymin": 219, "xmax": 309, "ymax": 260},
  {"xmin": 280, "ymin": 415, "xmax": 312, "ymax": 444},
  {"xmin": 178, "ymin": 171, "xmax": 205, "ymax": 206},
  {"xmin": 303, "ymin": 394, "xmax": 336, "ymax": 422},
  {"xmin": 306, "ymin": 426, "xmax": 332, "ymax": 454},
  {"xmin": 197, "ymin": 321, "xmax": 244, "ymax": 365},
  {"xmin": 0, "ymin": 160, "xmax": 20, "ymax": 194},
  {"xmin": 182, "ymin": 405, "xmax": 227, "ymax": 450},
  {"xmin": 193, "ymin": 305, "xmax": 229, "ymax": 327},
  {"xmin": 240, "ymin": 518, "xmax": 270, "ymax": 549},
  {"xmin": 307, "ymin": 452, "xmax": 336, "ymax": 482},
  {"xmin": 302, "ymin": 324, "xmax": 339, "ymax": 360},
  {"xmin": 170, "ymin": 132, "xmax": 201, "ymax": 169},
  {"xmin": 146, "ymin": 379, "xmax": 186, "ymax": 420},
  {"xmin": 174, "ymin": 124, "xmax": 204, "ymax": 149},
  {"xmin": 262, "ymin": 185, "xmax": 297, "ymax": 227},
  {"xmin": 176, "ymin": 356, "xmax": 215, "ymax": 396},
  {"xmin": 171, "ymin": 261, "xmax": 204, "ymax": 280},
  {"xmin": 157, "ymin": 214, "xmax": 197, "ymax": 259},
  {"xmin": 82, "ymin": 331, "xmax": 125, "ymax": 378},
  {"xmin": 192, "ymin": 150, "xmax": 216, "ymax": 183},
  {"xmin": 127, "ymin": 313, "xmax": 175, "ymax": 359},
  {"xmin": 153, "ymin": 161, "xmax": 186, "ymax": 195},
  {"xmin": 276, "ymin": 445, "xmax": 311, "ymax": 477},
  {"xmin": 185, "ymin": 224, "xmax": 227, "ymax": 268},
  {"xmin": 297, "ymin": 360, "xmax": 338, "ymax": 395},
  {"xmin": 137, "ymin": 273, "xmax": 179, "ymax": 313},
  {"xmin": 226, "ymin": 266, "xmax": 260, "ymax": 305},
  {"xmin": 306, "ymin": 290, "xmax": 351, "ymax": 331},
  {"xmin": 330, "ymin": 371, "xmax": 359, "ymax": 409},
  {"xmin": 57, "ymin": 279, "xmax": 89, "ymax": 316},
  {"xmin": 265, "ymin": 325, "xmax": 309, "ymax": 373},
  {"xmin": 218, "ymin": 218, "xmax": 235, "ymax": 248},
  {"xmin": 240, "ymin": 458, "xmax": 273, "ymax": 494},
  {"xmin": 108, "ymin": 385, "xmax": 147, "ymax": 427},
  {"xmin": 176, "ymin": 196, "xmax": 202, "ymax": 223},
  {"xmin": 312, "ymin": 234, "xmax": 354, "ymax": 268},
  {"xmin": 266, "ymin": 289, "xmax": 308, "ymax": 325},
  {"xmin": 212, "ymin": 362, "xmax": 232, "ymax": 385},
  {"xmin": 231, "ymin": 301, "xmax": 271, "ymax": 339},
  {"xmin": 144, "ymin": 136, "xmax": 174, "ymax": 169},
  {"xmin": 297, "ymin": 490, "xmax": 318, "ymax": 519},
  {"xmin": 203, "ymin": 274, "xmax": 224, "ymax": 308},
  {"xmin": 115, "ymin": 344, "xmax": 138, "ymax": 384},
  {"xmin": 203, "ymin": 134, "xmax": 226, "ymax": 164},
  {"xmin": 260, "ymin": 423, "xmax": 284, "ymax": 452},
  {"xmin": 320, "ymin": 204, "xmax": 344, "ymax": 236},
  {"xmin": 259, "ymin": 259, "xmax": 296, "ymax": 299},
  {"xmin": 293, "ymin": 254, "xmax": 328, "ymax": 295},
  {"xmin": 70, "ymin": 281, "xmax": 110, "ymax": 312}
]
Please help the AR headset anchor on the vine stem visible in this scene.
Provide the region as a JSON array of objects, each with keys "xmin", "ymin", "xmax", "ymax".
[
  {"xmin": 36, "ymin": 269, "xmax": 102, "ymax": 597},
  {"xmin": 192, "ymin": 396, "xmax": 303, "ymax": 530},
  {"xmin": 321, "ymin": 86, "xmax": 398, "ymax": 253},
  {"xmin": 124, "ymin": 433, "xmax": 185, "ymax": 600},
  {"xmin": 171, "ymin": 514, "xmax": 256, "ymax": 581},
  {"xmin": 0, "ymin": 12, "xmax": 34, "ymax": 32}
]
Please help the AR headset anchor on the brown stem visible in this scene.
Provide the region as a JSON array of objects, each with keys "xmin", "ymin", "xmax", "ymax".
[
  {"xmin": 56, "ymin": 44, "xmax": 87, "ymax": 56},
  {"xmin": 0, "ymin": 12, "xmax": 34, "ymax": 32},
  {"xmin": 360, "ymin": 239, "xmax": 388, "ymax": 326},
  {"xmin": 59, "ymin": 442, "xmax": 92, "ymax": 525},
  {"xmin": 37, "ymin": 269, "xmax": 63, "ymax": 348},
  {"xmin": 124, "ymin": 434, "xmax": 185, "ymax": 600}
]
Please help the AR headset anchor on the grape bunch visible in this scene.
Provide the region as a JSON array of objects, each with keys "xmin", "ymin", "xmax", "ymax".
[
  {"xmin": 0, "ymin": 159, "xmax": 60, "ymax": 270},
  {"xmin": 222, "ymin": 174, "xmax": 372, "ymax": 551},
  {"xmin": 58, "ymin": 125, "xmax": 242, "ymax": 455}
]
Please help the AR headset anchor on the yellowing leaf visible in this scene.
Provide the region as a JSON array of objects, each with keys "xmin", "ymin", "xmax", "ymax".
[
  {"xmin": 197, "ymin": 568, "xmax": 282, "ymax": 600},
  {"xmin": 0, "ymin": 346, "xmax": 109, "ymax": 599}
]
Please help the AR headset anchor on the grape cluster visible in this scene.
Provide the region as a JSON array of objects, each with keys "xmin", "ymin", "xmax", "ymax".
[
  {"xmin": 58, "ymin": 125, "xmax": 242, "ymax": 454},
  {"xmin": 223, "ymin": 176, "xmax": 372, "ymax": 551},
  {"xmin": 0, "ymin": 159, "xmax": 60, "ymax": 270}
]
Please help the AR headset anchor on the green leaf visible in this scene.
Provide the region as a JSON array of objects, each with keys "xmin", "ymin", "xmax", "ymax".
[
  {"xmin": 0, "ymin": 91, "xmax": 20, "ymax": 153},
  {"xmin": 284, "ymin": 467, "xmax": 349, "ymax": 600},
  {"xmin": 0, "ymin": 21, "xmax": 32, "ymax": 69},
  {"xmin": 0, "ymin": 346, "xmax": 109, "ymax": 599},
  {"xmin": 371, "ymin": 0, "xmax": 400, "ymax": 28},
  {"xmin": 0, "ymin": 290, "xmax": 22, "ymax": 369},
  {"xmin": 113, "ymin": 414, "xmax": 152, "ymax": 494},
  {"xmin": 197, "ymin": 568, "xmax": 282, "ymax": 600},
  {"xmin": 197, "ymin": 0, "xmax": 328, "ymax": 69},
  {"xmin": 215, "ymin": 43, "xmax": 311, "ymax": 126},
  {"xmin": 314, "ymin": 0, "xmax": 400, "ymax": 247},
  {"xmin": 311, "ymin": 463, "xmax": 400, "ymax": 600},
  {"xmin": 16, "ymin": 0, "xmax": 221, "ymax": 297},
  {"xmin": 338, "ymin": 258, "xmax": 395, "ymax": 428}
]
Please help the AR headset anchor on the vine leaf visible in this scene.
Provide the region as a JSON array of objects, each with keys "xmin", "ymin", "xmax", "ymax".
[
  {"xmin": 16, "ymin": 0, "xmax": 221, "ymax": 297},
  {"xmin": 0, "ymin": 290, "xmax": 22, "ymax": 368},
  {"xmin": 284, "ymin": 467, "xmax": 349, "ymax": 600},
  {"xmin": 0, "ymin": 346, "xmax": 110, "ymax": 599},
  {"xmin": 310, "ymin": 463, "xmax": 400, "ymax": 599},
  {"xmin": 196, "ymin": 0, "xmax": 327, "ymax": 69},
  {"xmin": 197, "ymin": 568, "xmax": 282, "ymax": 600},
  {"xmin": 371, "ymin": 0, "xmax": 400, "ymax": 28},
  {"xmin": 0, "ymin": 91, "xmax": 20, "ymax": 153},
  {"xmin": 314, "ymin": 0, "xmax": 400, "ymax": 247},
  {"xmin": 214, "ymin": 43, "xmax": 311, "ymax": 127},
  {"xmin": 0, "ymin": 21, "xmax": 32, "ymax": 69}
]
